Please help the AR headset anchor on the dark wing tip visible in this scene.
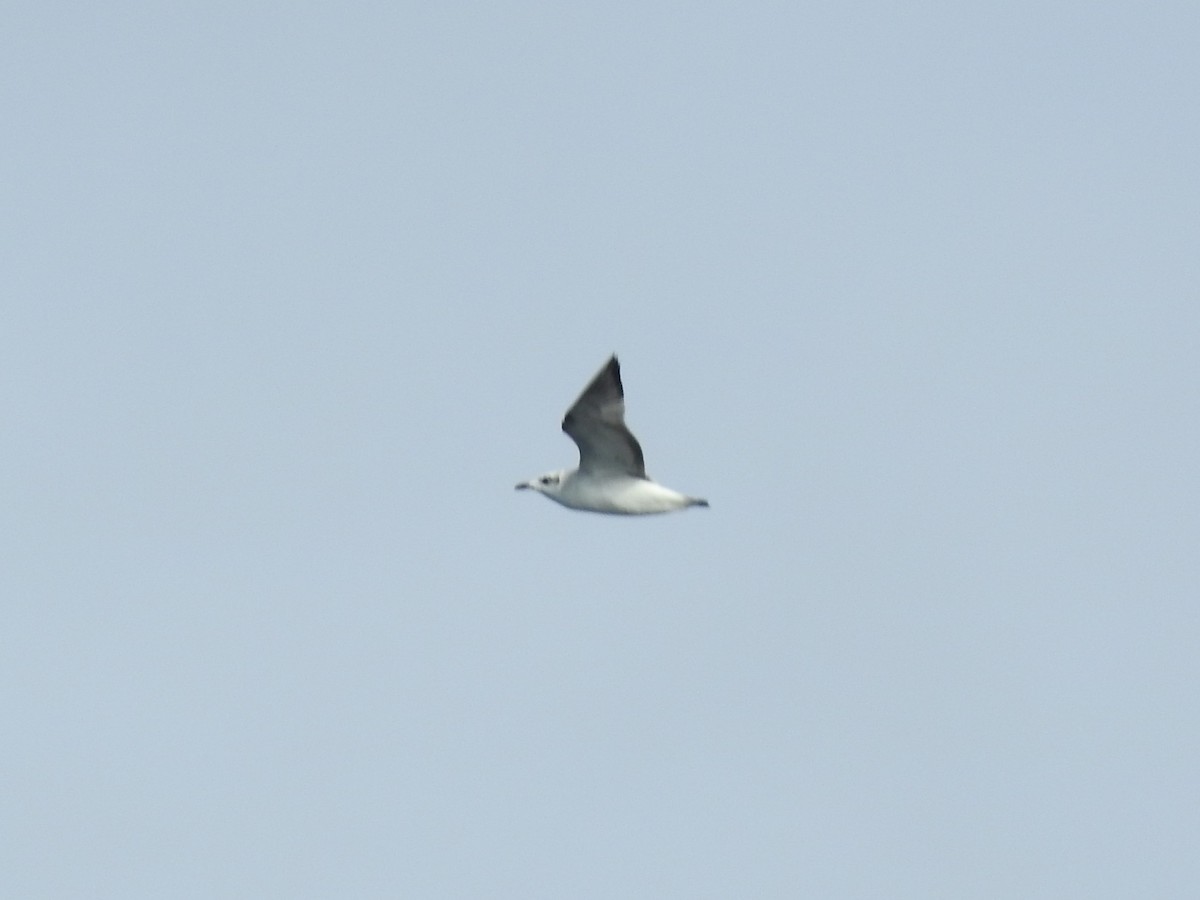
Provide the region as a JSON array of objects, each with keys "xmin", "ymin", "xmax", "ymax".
[
  {"xmin": 562, "ymin": 354, "xmax": 626, "ymax": 434},
  {"xmin": 605, "ymin": 354, "xmax": 623, "ymax": 397}
]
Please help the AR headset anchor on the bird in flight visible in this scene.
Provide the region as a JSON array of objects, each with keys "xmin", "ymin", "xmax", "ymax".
[{"xmin": 516, "ymin": 355, "xmax": 709, "ymax": 515}]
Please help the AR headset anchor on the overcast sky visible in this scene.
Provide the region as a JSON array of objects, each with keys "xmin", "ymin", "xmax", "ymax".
[{"xmin": 3, "ymin": 2, "xmax": 1198, "ymax": 897}]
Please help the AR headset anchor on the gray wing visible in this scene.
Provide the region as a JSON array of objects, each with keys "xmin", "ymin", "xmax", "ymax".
[{"xmin": 561, "ymin": 355, "xmax": 647, "ymax": 478}]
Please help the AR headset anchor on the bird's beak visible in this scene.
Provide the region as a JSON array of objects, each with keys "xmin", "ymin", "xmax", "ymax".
[{"xmin": 514, "ymin": 481, "xmax": 531, "ymax": 491}]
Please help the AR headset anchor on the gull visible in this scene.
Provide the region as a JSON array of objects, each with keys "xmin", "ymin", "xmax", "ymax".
[{"xmin": 516, "ymin": 355, "xmax": 709, "ymax": 515}]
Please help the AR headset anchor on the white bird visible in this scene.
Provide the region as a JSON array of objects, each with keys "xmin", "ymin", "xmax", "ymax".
[{"xmin": 516, "ymin": 355, "xmax": 709, "ymax": 515}]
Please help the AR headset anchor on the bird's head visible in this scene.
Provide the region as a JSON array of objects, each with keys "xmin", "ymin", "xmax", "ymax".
[{"xmin": 515, "ymin": 470, "xmax": 566, "ymax": 499}]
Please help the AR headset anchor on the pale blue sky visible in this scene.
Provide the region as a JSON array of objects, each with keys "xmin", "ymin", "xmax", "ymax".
[{"xmin": 3, "ymin": 2, "xmax": 1198, "ymax": 897}]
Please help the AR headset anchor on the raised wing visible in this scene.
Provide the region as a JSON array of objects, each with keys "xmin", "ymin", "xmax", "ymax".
[{"xmin": 561, "ymin": 355, "xmax": 647, "ymax": 478}]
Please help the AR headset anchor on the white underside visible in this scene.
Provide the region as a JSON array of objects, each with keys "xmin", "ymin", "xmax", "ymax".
[{"xmin": 555, "ymin": 470, "xmax": 701, "ymax": 515}]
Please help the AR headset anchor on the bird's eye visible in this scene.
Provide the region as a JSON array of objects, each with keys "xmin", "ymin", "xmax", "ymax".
[{"xmin": 540, "ymin": 476, "xmax": 552, "ymax": 485}]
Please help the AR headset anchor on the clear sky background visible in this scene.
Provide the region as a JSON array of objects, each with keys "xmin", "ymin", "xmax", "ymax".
[{"xmin": 4, "ymin": 3, "xmax": 1198, "ymax": 897}]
